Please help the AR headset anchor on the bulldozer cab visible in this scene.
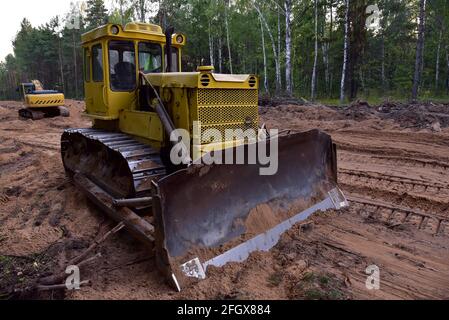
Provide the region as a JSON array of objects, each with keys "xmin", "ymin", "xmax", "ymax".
[{"xmin": 81, "ymin": 23, "xmax": 185, "ymax": 121}]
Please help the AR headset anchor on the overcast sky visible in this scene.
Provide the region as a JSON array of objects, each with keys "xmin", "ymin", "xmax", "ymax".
[{"xmin": 0, "ymin": 1, "xmax": 115, "ymax": 62}]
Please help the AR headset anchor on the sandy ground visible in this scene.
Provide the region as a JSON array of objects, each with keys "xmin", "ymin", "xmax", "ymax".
[{"xmin": 1, "ymin": 99, "xmax": 449, "ymax": 300}]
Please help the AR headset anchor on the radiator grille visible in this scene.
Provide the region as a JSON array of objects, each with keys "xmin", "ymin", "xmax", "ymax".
[
  {"xmin": 196, "ymin": 89, "xmax": 259, "ymax": 144},
  {"xmin": 198, "ymin": 105, "xmax": 258, "ymax": 124},
  {"xmin": 198, "ymin": 89, "xmax": 258, "ymax": 106}
]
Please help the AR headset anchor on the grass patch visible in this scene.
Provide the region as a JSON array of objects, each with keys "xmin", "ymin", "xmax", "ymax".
[
  {"xmin": 290, "ymin": 271, "xmax": 347, "ymax": 300},
  {"xmin": 267, "ymin": 271, "xmax": 284, "ymax": 287},
  {"xmin": 0, "ymin": 253, "xmax": 54, "ymax": 299},
  {"xmin": 301, "ymin": 272, "xmax": 315, "ymax": 282},
  {"xmin": 304, "ymin": 289, "xmax": 327, "ymax": 300},
  {"xmin": 319, "ymin": 275, "xmax": 330, "ymax": 285},
  {"xmin": 0, "ymin": 233, "xmax": 7, "ymax": 243}
]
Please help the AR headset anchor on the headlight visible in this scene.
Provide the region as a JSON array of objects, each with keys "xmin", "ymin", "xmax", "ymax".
[
  {"xmin": 176, "ymin": 35, "xmax": 184, "ymax": 44},
  {"xmin": 111, "ymin": 25, "xmax": 120, "ymax": 35}
]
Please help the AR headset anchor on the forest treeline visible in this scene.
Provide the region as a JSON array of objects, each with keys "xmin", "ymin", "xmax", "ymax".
[{"xmin": 0, "ymin": 0, "xmax": 448, "ymax": 103}]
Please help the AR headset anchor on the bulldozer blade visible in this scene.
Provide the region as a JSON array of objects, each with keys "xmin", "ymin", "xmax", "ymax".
[{"xmin": 151, "ymin": 129, "xmax": 348, "ymax": 289}]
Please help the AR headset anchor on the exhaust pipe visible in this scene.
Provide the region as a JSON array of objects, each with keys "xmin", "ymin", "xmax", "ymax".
[{"xmin": 165, "ymin": 26, "xmax": 175, "ymax": 72}]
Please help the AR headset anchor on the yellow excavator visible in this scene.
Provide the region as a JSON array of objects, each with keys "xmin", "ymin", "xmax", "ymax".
[
  {"xmin": 61, "ymin": 22, "xmax": 348, "ymax": 290},
  {"xmin": 18, "ymin": 80, "xmax": 70, "ymax": 120}
]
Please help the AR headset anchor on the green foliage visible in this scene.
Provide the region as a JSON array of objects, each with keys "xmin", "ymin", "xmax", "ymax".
[
  {"xmin": 267, "ymin": 270, "xmax": 284, "ymax": 287},
  {"xmin": 0, "ymin": 0, "xmax": 448, "ymax": 101},
  {"xmin": 86, "ymin": 0, "xmax": 109, "ymax": 30},
  {"xmin": 290, "ymin": 271, "xmax": 347, "ymax": 300}
]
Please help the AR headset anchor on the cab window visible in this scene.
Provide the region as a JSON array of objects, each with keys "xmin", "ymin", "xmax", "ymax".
[
  {"xmin": 139, "ymin": 42, "xmax": 162, "ymax": 73},
  {"xmin": 84, "ymin": 48, "xmax": 91, "ymax": 82},
  {"xmin": 109, "ymin": 41, "xmax": 136, "ymax": 91},
  {"xmin": 92, "ymin": 44, "xmax": 103, "ymax": 82}
]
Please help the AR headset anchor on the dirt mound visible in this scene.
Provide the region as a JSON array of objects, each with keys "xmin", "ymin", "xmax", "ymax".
[
  {"xmin": 1, "ymin": 98, "xmax": 449, "ymax": 300},
  {"xmin": 259, "ymin": 95, "xmax": 310, "ymax": 108},
  {"xmin": 339, "ymin": 100, "xmax": 377, "ymax": 120},
  {"xmin": 378, "ymin": 102, "xmax": 449, "ymax": 131},
  {"xmin": 260, "ymin": 104, "xmax": 341, "ymax": 121}
]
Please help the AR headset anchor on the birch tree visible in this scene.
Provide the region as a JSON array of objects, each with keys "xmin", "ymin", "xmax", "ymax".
[
  {"xmin": 259, "ymin": 16, "xmax": 269, "ymax": 94},
  {"xmin": 340, "ymin": 0, "xmax": 350, "ymax": 104},
  {"xmin": 136, "ymin": 0, "xmax": 148, "ymax": 22},
  {"xmin": 327, "ymin": 0, "xmax": 334, "ymax": 95},
  {"xmin": 224, "ymin": 0, "xmax": 233, "ymax": 74},
  {"xmin": 58, "ymin": 35, "xmax": 65, "ymax": 94},
  {"xmin": 72, "ymin": 32, "xmax": 79, "ymax": 98},
  {"xmin": 118, "ymin": 0, "xmax": 126, "ymax": 25},
  {"xmin": 445, "ymin": 45, "xmax": 449, "ymax": 94},
  {"xmin": 218, "ymin": 37, "xmax": 223, "ymax": 73},
  {"xmin": 284, "ymin": 0, "xmax": 292, "ymax": 95},
  {"xmin": 321, "ymin": 1, "xmax": 330, "ymax": 96},
  {"xmin": 277, "ymin": 2, "xmax": 282, "ymax": 89},
  {"xmin": 435, "ymin": 23, "xmax": 442, "ymax": 90},
  {"xmin": 253, "ymin": 2, "xmax": 281, "ymax": 92},
  {"xmin": 311, "ymin": 0, "xmax": 318, "ymax": 100},
  {"xmin": 208, "ymin": 21, "xmax": 215, "ymax": 67},
  {"xmin": 412, "ymin": 0, "xmax": 427, "ymax": 102}
]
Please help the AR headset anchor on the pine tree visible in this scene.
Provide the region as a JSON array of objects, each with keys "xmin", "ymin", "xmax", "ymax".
[{"xmin": 85, "ymin": 0, "xmax": 109, "ymax": 30}]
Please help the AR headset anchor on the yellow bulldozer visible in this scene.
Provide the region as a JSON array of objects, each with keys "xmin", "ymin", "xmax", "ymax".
[
  {"xmin": 18, "ymin": 80, "xmax": 70, "ymax": 120},
  {"xmin": 61, "ymin": 22, "xmax": 348, "ymax": 290}
]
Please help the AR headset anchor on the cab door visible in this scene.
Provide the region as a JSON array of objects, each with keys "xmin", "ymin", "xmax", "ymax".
[
  {"xmin": 84, "ymin": 43, "xmax": 109, "ymax": 117},
  {"xmin": 106, "ymin": 40, "xmax": 138, "ymax": 117}
]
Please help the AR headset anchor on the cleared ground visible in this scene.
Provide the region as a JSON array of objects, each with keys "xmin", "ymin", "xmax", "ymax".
[{"xmin": 1, "ymin": 99, "xmax": 449, "ymax": 300}]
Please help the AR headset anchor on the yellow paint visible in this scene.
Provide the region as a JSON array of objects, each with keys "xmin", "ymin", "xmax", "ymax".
[
  {"xmin": 19, "ymin": 82, "xmax": 65, "ymax": 108},
  {"xmin": 25, "ymin": 93, "xmax": 65, "ymax": 108},
  {"xmin": 82, "ymin": 22, "xmax": 259, "ymax": 156},
  {"xmin": 119, "ymin": 110, "xmax": 163, "ymax": 142}
]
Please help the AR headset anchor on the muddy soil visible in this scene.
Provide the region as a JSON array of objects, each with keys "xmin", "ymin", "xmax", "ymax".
[{"xmin": 1, "ymin": 99, "xmax": 449, "ymax": 300}]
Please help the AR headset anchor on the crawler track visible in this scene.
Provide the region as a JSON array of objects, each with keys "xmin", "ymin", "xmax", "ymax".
[
  {"xmin": 340, "ymin": 169, "xmax": 449, "ymax": 196},
  {"xmin": 339, "ymin": 151, "xmax": 449, "ymax": 173},
  {"xmin": 61, "ymin": 128, "xmax": 167, "ymax": 199},
  {"xmin": 19, "ymin": 106, "xmax": 70, "ymax": 120},
  {"xmin": 349, "ymin": 196, "xmax": 449, "ymax": 236}
]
